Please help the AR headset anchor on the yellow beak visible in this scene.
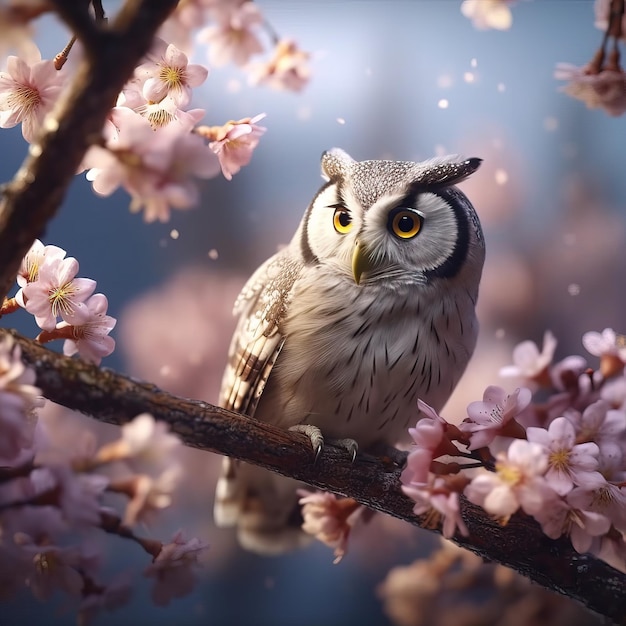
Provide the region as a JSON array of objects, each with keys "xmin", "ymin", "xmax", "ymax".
[{"xmin": 352, "ymin": 241, "xmax": 372, "ymax": 285}]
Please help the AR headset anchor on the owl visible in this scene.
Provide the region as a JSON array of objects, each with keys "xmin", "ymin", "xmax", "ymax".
[{"xmin": 214, "ymin": 148, "xmax": 485, "ymax": 554}]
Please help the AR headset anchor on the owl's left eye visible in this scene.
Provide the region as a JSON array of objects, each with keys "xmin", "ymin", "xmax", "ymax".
[
  {"xmin": 388, "ymin": 208, "xmax": 423, "ymax": 240},
  {"xmin": 332, "ymin": 206, "xmax": 353, "ymax": 234}
]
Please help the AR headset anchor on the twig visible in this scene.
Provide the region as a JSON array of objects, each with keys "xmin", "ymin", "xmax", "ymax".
[{"xmin": 3, "ymin": 327, "xmax": 625, "ymax": 624}]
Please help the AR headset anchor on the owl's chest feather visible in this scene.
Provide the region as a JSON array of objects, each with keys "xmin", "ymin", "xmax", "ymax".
[{"xmin": 256, "ymin": 272, "xmax": 477, "ymax": 448}]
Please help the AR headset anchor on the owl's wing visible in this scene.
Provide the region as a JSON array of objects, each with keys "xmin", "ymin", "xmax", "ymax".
[{"xmin": 220, "ymin": 252, "xmax": 302, "ymax": 417}]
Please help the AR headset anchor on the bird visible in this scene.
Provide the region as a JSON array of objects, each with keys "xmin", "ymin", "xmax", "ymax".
[{"xmin": 214, "ymin": 148, "xmax": 485, "ymax": 554}]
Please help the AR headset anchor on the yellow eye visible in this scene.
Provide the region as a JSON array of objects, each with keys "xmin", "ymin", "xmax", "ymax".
[
  {"xmin": 389, "ymin": 208, "xmax": 422, "ymax": 239},
  {"xmin": 333, "ymin": 207, "xmax": 353, "ymax": 234}
]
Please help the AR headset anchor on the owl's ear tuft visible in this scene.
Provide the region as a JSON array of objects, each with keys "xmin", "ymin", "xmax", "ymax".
[{"xmin": 320, "ymin": 148, "xmax": 354, "ymax": 181}]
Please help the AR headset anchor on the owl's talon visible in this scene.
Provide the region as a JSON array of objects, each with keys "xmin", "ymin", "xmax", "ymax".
[
  {"xmin": 329, "ymin": 438, "xmax": 358, "ymax": 462},
  {"xmin": 289, "ymin": 424, "xmax": 325, "ymax": 459}
]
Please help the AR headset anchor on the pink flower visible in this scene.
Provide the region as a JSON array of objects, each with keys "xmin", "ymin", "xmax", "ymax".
[
  {"xmin": 555, "ymin": 63, "xmax": 626, "ymax": 117},
  {"xmin": 526, "ymin": 417, "xmax": 603, "ymax": 495},
  {"xmin": 135, "ymin": 37, "xmax": 208, "ymax": 108},
  {"xmin": 464, "ymin": 440, "xmax": 549, "ymax": 520},
  {"xmin": 16, "ymin": 238, "xmax": 66, "ymax": 287},
  {"xmin": 591, "ymin": 533, "xmax": 626, "ymax": 574},
  {"xmin": 96, "ymin": 413, "xmax": 182, "ymax": 475},
  {"xmin": 594, "ymin": 0, "xmax": 626, "ymax": 41},
  {"xmin": 55, "ymin": 293, "xmax": 116, "ymax": 365},
  {"xmin": 580, "ymin": 482, "xmax": 626, "ymax": 534},
  {"xmin": 144, "ymin": 530, "xmax": 209, "ymax": 606},
  {"xmin": 117, "ymin": 469, "xmax": 181, "ymax": 526},
  {"xmin": 460, "ymin": 386, "xmax": 531, "ymax": 450},
  {"xmin": 532, "ymin": 487, "xmax": 611, "ymax": 553},
  {"xmin": 298, "ymin": 490, "xmax": 364, "ymax": 563},
  {"xmin": 116, "ymin": 88, "xmax": 205, "ymax": 130},
  {"xmin": 549, "ymin": 355, "xmax": 589, "ymax": 392},
  {"xmin": 569, "ymin": 400, "xmax": 626, "ymax": 444},
  {"xmin": 401, "ymin": 401, "xmax": 461, "ymax": 486},
  {"xmin": 499, "ymin": 331, "xmax": 557, "ymax": 386},
  {"xmin": 78, "ymin": 577, "xmax": 133, "ymax": 625},
  {"xmin": 205, "ymin": 113, "xmax": 266, "ymax": 181},
  {"xmin": 30, "ymin": 465, "xmax": 108, "ymax": 527},
  {"xmin": 460, "ymin": 0, "xmax": 514, "ymax": 30},
  {"xmin": 0, "ymin": 48, "xmax": 65, "ymax": 141},
  {"xmin": 13, "ymin": 534, "xmax": 83, "ymax": 601},
  {"xmin": 248, "ymin": 39, "xmax": 310, "ymax": 92},
  {"xmin": 200, "ymin": 1, "xmax": 264, "ymax": 67},
  {"xmin": 583, "ymin": 328, "xmax": 626, "ymax": 377},
  {"xmin": 18, "ymin": 255, "xmax": 96, "ymax": 330},
  {"xmin": 0, "ymin": 336, "xmax": 43, "ymax": 461},
  {"xmin": 84, "ymin": 110, "xmax": 220, "ymax": 222},
  {"xmin": 402, "ymin": 477, "xmax": 468, "ymax": 539}
]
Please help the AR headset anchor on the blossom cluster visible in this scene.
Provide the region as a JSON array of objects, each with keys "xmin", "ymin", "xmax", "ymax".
[
  {"xmin": 398, "ymin": 328, "xmax": 626, "ymax": 574},
  {"xmin": 0, "ymin": 0, "xmax": 312, "ymax": 222},
  {"xmin": 2, "ymin": 238, "xmax": 116, "ymax": 364},
  {"xmin": 0, "ymin": 335, "xmax": 208, "ymax": 622},
  {"xmin": 458, "ymin": 0, "xmax": 626, "ymax": 117}
]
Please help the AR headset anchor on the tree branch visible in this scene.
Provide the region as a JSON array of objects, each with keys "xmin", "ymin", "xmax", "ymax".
[
  {"xmin": 3, "ymin": 328, "xmax": 625, "ymax": 624},
  {"xmin": 0, "ymin": 0, "xmax": 179, "ymax": 301}
]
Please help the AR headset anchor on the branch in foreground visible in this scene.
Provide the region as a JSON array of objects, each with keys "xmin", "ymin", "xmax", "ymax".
[
  {"xmin": 0, "ymin": 0, "xmax": 179, "ymax": 301},
  {"xmin": 4, "ymin": 327, "xmax": 626, "ymax": 625}
]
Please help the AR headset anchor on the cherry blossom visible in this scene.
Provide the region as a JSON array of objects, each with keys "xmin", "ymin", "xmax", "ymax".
[
  {"xmin": 0, "ymin": 335, "xmax": 43, "ymax": 460},
  {"xmin": 580, "ymin": 481, "xmax": 626, "ymax": 534},
  {"xmin": 135, "ymin": 38, "xmax": 208, "ymax": 108},
  {"xmin": 499, "ymin": 330, "xmax": 557, "ymax": 386},
  {"xmin": 549, "ymin": 354, "xmax": 589, "ymax": 392},
  {"xmin": 17, "ymin": 255, "xmax": 96, "ymax": 330},
  {"xmin": 526, "ymin": 417, "xmax": 603, "ymax": 495},
  {"xmin": 594, "ymin": 0, "xmax": 626, "ymax": 41},
  {"xmin": 403, "ymin": 477, "xmax": 468, "ymax": 539},
  {"xmin": 202, "ymin": 113, "xmax": 266, "ymax": 180},
  {"xmin": 78, "ymin": 578, "xmax": 133, "ymax": 626},
  {"xmin": 144, "ymin": 530, "xmax": 209, "ymax": 606},
  {"xmin": 13, "ymin": 534, "xmax": 84, "ymax": 601},
  {"xmin": 298, "ymin": 490, "xmax": 364, "ymax": 563},
  {"xmin": 583, "ymin": 328, "xmax": 626, "ymax": 377},
  {"xmin": 54, "ymin": 293, "xmax": 116, "ymax": 365},
  {"xmin": 401, "ymin": 402, "xmax": 462, "ymax": 486},
  {"xmin": 569, "ymin": 400, "xmax": 626, "ymax": 445},
  {"xmin": 0, "ymin": 2, "xmax": 46, "ymax": 62},
  {"xmin": 532, "ymin": 487, "xmax": 612, "ymax": 553},
  {"xmin": 0, "ymin": 48, "xmax": 65, "ymax": 141},
  {"xmin": 465, "ymin": 440, "xmax": 549, "ymax": 519},
  {"xmin": 460, "ymin": 385, "xmax": 531, "ymax": 450},
  {"xmin": 119, "ymin": 468, "xmax": 182, "ymax": 526},
  {"xmin": 95, "ymin": 412, "xmax": 182, "ymax": 475},
  {"xmin": 460, "ymin": 0, "xmax": 514, "ymax": 31},
  {"xmin": 29, "ymin": 465, "xmax": 108, "ymax": 527},
  {"xmin": 248, "ymin": 39, "xmax": 310, "ymax": 92},
  {"xmin": 84, "ymin": 109, "xmax": 220, "ymax": 222},
  {"xmin": 555, "ymin": 63, "xmax": 626, "ymax": 117},
  {"xmin": 592, "ymin": 533, "xmax": 626, "ymax": 574},
  {"xmin": 16, "ymin": 238, "xmax": 66, "ymax": 287},
  {"xmin": 200, "ymin": 1, "xmax": 264, "ymax": 67}
]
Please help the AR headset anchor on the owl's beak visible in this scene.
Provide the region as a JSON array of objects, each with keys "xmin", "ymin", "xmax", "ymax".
[{"xmin": 352, "ymin": 241, "xmax": 372, "ymax": 285}]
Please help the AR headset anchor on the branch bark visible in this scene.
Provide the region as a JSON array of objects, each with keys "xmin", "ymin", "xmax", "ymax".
[
  {"xmin": 3, "ymin": 328, "xmax": 625, "ymax": 624},
  {"xmin": 0, "ymin": 0, "xmax": 179, "ymax": 301}
]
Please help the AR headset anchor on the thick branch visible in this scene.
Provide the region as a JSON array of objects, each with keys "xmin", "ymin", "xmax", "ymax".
[
  {"xmin": 0, "ymin": 0, "xmax": 179, "ymax": 301},
  {"xmin": 3, "ymin": 328, "xmax": 625, "ymax": 624}
]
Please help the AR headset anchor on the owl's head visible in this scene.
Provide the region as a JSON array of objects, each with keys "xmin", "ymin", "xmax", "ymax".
[{"xmin": 299, "ymin": 148, "xmax": 485, "ymax": 290}]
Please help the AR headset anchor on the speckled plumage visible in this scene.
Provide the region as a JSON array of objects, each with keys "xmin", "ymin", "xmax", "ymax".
[{"xmin": 214, "ymin": 149, "xmax": 485, "ymax": 554}]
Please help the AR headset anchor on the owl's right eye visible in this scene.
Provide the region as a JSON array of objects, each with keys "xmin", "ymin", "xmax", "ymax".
[{"xmin": 332, "ymin": 206, "xmax": 353, "ymax": 234}]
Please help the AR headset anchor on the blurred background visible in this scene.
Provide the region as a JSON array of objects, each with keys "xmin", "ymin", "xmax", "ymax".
[{"xmin": 1, "ymin": 1, "xmax": 624, "ymax": 624}]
